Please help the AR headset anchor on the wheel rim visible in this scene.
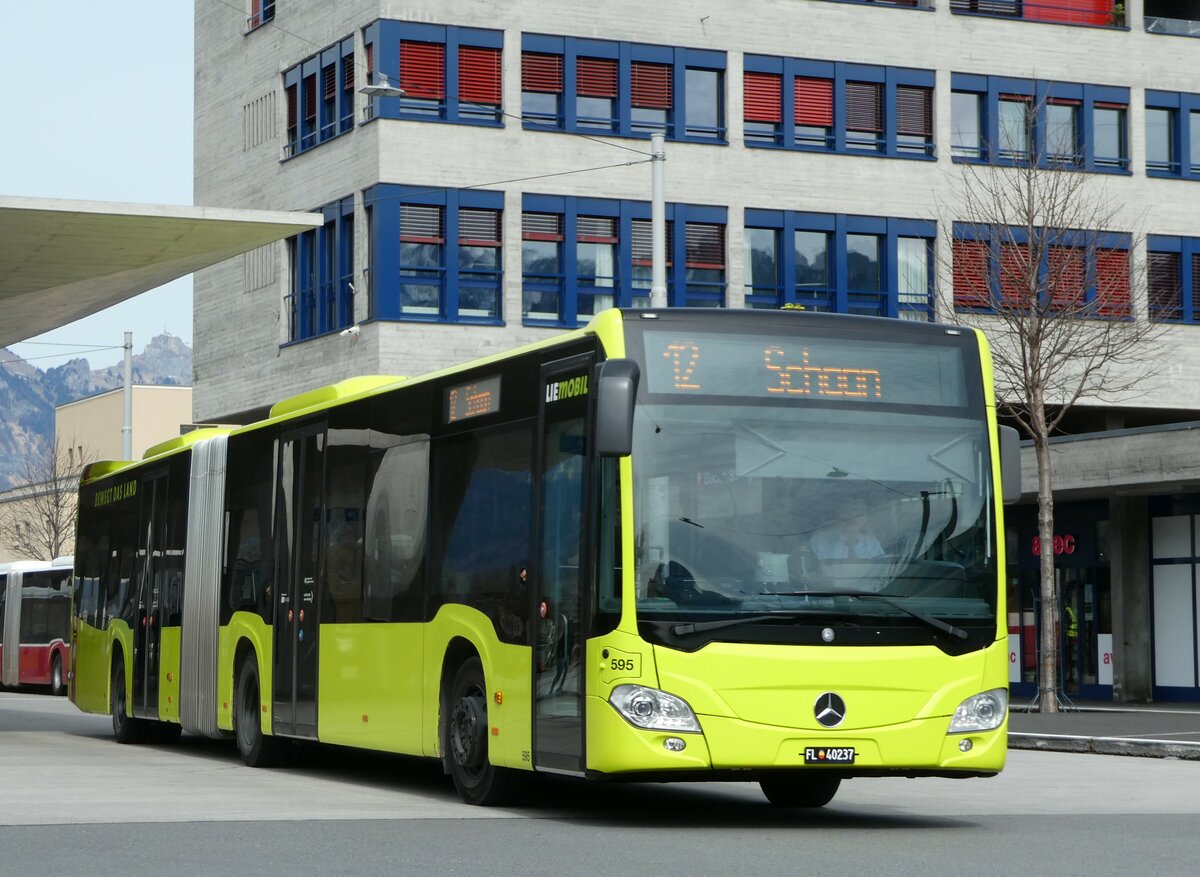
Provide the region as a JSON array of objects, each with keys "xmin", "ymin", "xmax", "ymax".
[
  {"xmin": 450, "ymin": 687, "xmax": 487, "ymax": 781},
  {"xmin": 52, "ymin": 660, "xmax": 61, "ymax": 691},
  {"xmin": 238, "ymin": 672, "xmax": 257, "ymax": 751}
]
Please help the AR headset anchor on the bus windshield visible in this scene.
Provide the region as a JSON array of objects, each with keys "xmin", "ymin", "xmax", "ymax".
[{"xmin": 628, "ymin": 318, "xmax": 997, "ymax": 646}]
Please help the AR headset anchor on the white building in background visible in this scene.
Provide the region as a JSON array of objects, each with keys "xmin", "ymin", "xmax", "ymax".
[{"xmin": 193, "ymin": 0, "xmax": 1200, "ymax": 702}]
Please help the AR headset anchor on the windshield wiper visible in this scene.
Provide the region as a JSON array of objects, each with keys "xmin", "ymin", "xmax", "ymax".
[
  {"xmin": 669, "ymin": 613, "xmax": 809, "ymax": 637},
  {"xmin": 758, "ymin": 589, "xmax": 969, "ymax": 641}
]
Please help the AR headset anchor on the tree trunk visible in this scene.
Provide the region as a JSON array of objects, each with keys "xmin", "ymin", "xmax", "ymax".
[{"xmin": 1034, "ymin": 428, "xmax": 1059, "ymax": 713}]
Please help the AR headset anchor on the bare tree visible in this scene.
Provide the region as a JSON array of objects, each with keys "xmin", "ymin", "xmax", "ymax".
[
  {"xmin": 941, "ymin": 105, "xmax": 1163, "ymax": 712},
  {"xmin": 0, "ymin": 436, "xmax": 92, "ymax": 561}
]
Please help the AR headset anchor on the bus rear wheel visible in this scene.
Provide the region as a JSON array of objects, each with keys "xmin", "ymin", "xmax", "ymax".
[
  {"xmin": 759, "ymin": 773, "xmax": 842, "ymax": 808},
  {"xmin": 50, "ymin": 655, "xmax": 66, "ymax": 696},
  {"xmin": 111, "ymin": 657, "xmax": 148, "ymax": 744},
  {"xmin": 235, "ymin": 657, "xmax": 282, "ymax": 767},
  {"xmin": 446, "ymin": 658, "xmax": 527, "ymax": 806}
]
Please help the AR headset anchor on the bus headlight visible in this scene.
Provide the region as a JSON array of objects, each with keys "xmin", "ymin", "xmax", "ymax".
[
  {"xmin": 609, "ymin": 684, "xmax": 702, "ymax": 733},
  {"xmin": 947, "ymin": 688, "xmax": 1008, "ymax": 734}
]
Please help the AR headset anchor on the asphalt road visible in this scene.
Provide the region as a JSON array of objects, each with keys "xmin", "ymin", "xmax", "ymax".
[{"xmin": 3, "ymin": 690, "xmax": 1200, "ymax": 876}]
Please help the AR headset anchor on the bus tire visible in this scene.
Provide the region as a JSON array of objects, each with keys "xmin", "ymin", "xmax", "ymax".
[
  {"xmin": 235, "ymin": 656, "xmax": 282, "ymax": 768},
  {"xmin": 50, "ymin": 655, "xmax": 66, "ymax": 696},
  {"xmin": 111, "ymin": 657, "xmax": 148, "ymax": 744},
  {"xmin": 446, "ymin": 657, "xmax": 527, "ymax": 806},
  {"xmin": 759, "ymin": 773, "xmax": 841, "ymax": 808}
]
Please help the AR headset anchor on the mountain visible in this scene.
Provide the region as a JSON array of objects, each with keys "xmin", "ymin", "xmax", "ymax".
[{"xmin": 0, "ymin": 335, "xmax": 192, "ymax": 491}]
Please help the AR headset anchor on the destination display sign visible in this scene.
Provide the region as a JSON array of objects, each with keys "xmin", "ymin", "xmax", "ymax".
[{"xmin": 445, "ymin": 375, "xmax": 501, "ymax": 423}]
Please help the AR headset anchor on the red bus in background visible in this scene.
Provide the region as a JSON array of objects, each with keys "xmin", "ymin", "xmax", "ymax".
[{"xmin": 0, "ymin": 557, "xmax": 72, "ymax": 694}]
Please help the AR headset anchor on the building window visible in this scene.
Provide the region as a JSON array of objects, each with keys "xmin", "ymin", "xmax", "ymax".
[
  {"xmin": 521, "ymin": 195, "xmax": 726, "ymax": 326},
  {"xmin": 362, "ymin": 21, "xmax": 503, "ymax": 127},
  {"xmin": 952, "ymin": 74, "xmax": 1128, "ymax": 172},
  {"xmin": 744, "ymin": 211, "xmax": 934, "ymax": 319},
  {"xmin": 520, "ymin": 34, "xmax": 725, "ymax": 144},
  {"xmin": 952, "ymin": 224, "xmax": 1131, "ymax": 317},
  {"xmin": 744, "ymin": 56, "xmax": 934, "ymax": 159},
  {"xmin": 247, "ymin": 0, "xmax": 275, "ymax": 32},
  {"xmin": 950, "ymin": 1, "xmax": 1122, "ymax": 28},
  {"xmin": 365, "ymin": 185, "xmax": 503, "ymax": 324},
  {"xmin": 283, "ymin": 37, "xmax": 355, "ymax": 158},
  {"xmin": 1144, "ymin": 91, "xmax": 1200, "ymax": 180},
  {"xmin": 287, "ymin": 197, "xmax": 355, "ymax": 342},
  {"xmin": 1147, "ymin": 236, "xmax": 1200, "ymax": 323}
]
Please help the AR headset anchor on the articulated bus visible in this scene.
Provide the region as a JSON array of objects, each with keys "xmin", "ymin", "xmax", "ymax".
[
  {"xmin": 71, "ymin": 309, "xmax": 1020, "ymax": 807},
  {"xmin": 1, "ymin": 556, "xmax": 73, "ymax": 694}
]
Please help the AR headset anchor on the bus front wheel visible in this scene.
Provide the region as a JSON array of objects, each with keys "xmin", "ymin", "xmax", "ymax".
[
  {"xmin": 111, "ymin": 657, "xmax": 148, "ymax": 744},
  {"xmin": 759, "ymin": 773, "xmax": 841, "ymax": 808},
  {"xmin": 446, "ymin": 658, "xmax": 527, "ymax": 806},
  {"xmin": 51, "ymin": 655, "xmax": 66, "ymax": 696},
  {"xmin": 235, "ymin": 657, "xmax": 282, "ymax": 767}
]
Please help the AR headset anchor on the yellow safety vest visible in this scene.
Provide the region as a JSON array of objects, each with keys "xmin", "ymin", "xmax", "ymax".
[{"xmin": 1065, "ymin": 605, "xmax": 1078, "ymax": 638}]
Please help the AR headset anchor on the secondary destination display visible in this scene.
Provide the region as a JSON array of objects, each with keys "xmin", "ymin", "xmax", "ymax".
[
  {"xmin": 445, "ymin": 374, "xmax": 501, "ymax": 423},
  {"xmin": 643, "ymin": 330, "xmax": 968, "ymax": 407}
]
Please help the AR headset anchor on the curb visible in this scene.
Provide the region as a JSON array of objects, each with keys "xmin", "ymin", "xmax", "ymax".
[{"xmin": 1010, "ymin": 732, "xmax": 1200, "ymax": 760}]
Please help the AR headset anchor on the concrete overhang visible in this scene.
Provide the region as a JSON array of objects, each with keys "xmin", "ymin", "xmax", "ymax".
[
  {"xmin": 1020, "ymin": 421, "xmax": 1200, "ymax": 501},
  {"xmin": 0, "ymin": 196, "xmax": 321, "ymax": 347}
]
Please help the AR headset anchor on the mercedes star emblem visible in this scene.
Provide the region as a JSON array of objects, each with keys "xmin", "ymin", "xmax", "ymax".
[{"xmin": 814, "ymin": 692, "xmax": 846, "ymax": 728}]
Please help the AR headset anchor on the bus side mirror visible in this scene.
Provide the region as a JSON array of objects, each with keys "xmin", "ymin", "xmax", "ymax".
[
  {"xmin": 999, "ymin": 425, "xmax": 1022, "ymax": 505},
  {"xmin": 595, "ymin": 359, "xmax": 640, "ymax": 458}
]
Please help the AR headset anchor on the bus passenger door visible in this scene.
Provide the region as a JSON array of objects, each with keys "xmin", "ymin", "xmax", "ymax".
[
  {"xmin": 532, "ymin": 355, "xmax": 594, "ymax": 774},
  {"xmin": 273, "ymin": 426, "xmax": 325, "ymax": 739},
  {"xmin": 132, "ymin": 471, "xmax": 167, "ymax": 718}
]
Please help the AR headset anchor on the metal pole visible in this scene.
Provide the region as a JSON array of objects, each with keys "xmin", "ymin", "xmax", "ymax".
[
  {"xmin": 649, "ymin": 133, "xmax": 668, "ymax": 308},
  {"xmin": 122, "ymin": 331, "xmax": 133, "ymax": 460}
]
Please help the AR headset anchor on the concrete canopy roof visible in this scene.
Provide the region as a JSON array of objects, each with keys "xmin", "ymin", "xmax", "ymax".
[{"xmin": 0, "ymin": 196, "xmax": 321, "ymax": 347}]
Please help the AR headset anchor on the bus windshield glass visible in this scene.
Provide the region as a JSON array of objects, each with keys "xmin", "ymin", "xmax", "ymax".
[{"xmin": 629, "ymin": 319, "xmax": 996, "ymax": 645}]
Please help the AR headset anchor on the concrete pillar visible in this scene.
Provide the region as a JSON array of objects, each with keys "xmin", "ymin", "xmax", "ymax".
[{"xmin": 1109, "ymin": 495, "xmax": 1153, "ymax": 703}]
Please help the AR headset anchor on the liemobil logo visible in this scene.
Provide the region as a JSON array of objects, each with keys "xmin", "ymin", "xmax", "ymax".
[{"xmin": 546, "ymin": 374, "xmax": 589, "ymax": 403}]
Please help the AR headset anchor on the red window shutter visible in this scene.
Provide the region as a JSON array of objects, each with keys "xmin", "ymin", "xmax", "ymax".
[
  {"xmin": 631, "ymin": 219, "xmax": 673, "ymax": 266},
  {"xmin": 366, "ymin": 44, "xmax": 374, "ymax": 77},
  {"xmin": 577, "ymin": 216, "xmax": 617, "ymax": 243},
  {"xmin": 1095, "ymin": 101, "xmax": 1127, "ymax": 110},
  {"xmin": 577, "ymin": 57, "xmax": 618, "ymax": 98},
  {"xmin": 343, "ymin": 55, "xmax": 354, "ymax": 93},
  {"xmin": 1000, "ymin": 243, "xmax": 1032, "ymax": 306},
  {"xmin": 845, "ymin": 82, "xmax": 883, "ymax": 133},
  {"xmin": 1049, "ymin": 246, "xmax": 1085, "ymax": 308},
  {"xmin": 399, "ymin": 205, "xmax": 444, "ymax": 243},
  {"xmin": 522, "ymin": 212, "xmax": 563, "ymax": 241},
  {"xmin": 896, "ymin": 86, "xmax": 932, "ymax": 137},
  {"xmin": 631, "ymin": 62, "xmax": 672, "ymax": 109},
  {"xmin": 522, "ymin": 52, "xmax": 563, "ymax": 93},
  {"xmin": 286, "ymin": 84, "xmax": 297, "ymax": 130},
  {"xmin": 685, "ymin": 224, "xmax": 725, "ymax": 268},
  {"xmin": 459, "ymin": 46, "xmax": 502, "ymax": 106},
  {"xmin": 1147, "ymin": 252, "xmax": 1181, "ymax": 320},
  {"xmin": 744, "ymin": 72, "xmax": 782, "ymax": 124},
  {"xmin": 1193, "ymin": 253, "xmax": 1200, "ymax": 322},
  {"xmin": 1095, "ymin": 249, "xmax": 1130, "ymax": 317},
  {"xmin": 794, "ymin": 77, "xmax": 833, "ymax": 127},
  {"xmin": 323, "ymin": 65, "xmax": 337, "ymax": 101},
  {"xmin": 1025, "ymin": 0, "xmax": 1110, "ymax": 26},
  {"xmin": 952, "ymin": 240, "xmax": 990, "ymax": 308},
  {"xmin": 459, "ymin": 208, "xmax": 501, "ymax": 246},
  {"xmin": 303, "ymin": 75, "xmax": 317, "ymax": 121},
  {"xmin": 400, "ymin": 41, "xmax": 445, "ymax": 100}
]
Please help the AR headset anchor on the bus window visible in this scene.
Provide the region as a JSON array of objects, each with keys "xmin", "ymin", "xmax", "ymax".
[
  {"xmin": 222, "ymin": 431, "xmax": 275, "ymax": 624},
  {"xmin": 324, "ymin": 433, "xmax": 367, "ymax": 624},
  {"xmin": 364, "ymin": 437, "xmax": 429, "ymax": 623}
]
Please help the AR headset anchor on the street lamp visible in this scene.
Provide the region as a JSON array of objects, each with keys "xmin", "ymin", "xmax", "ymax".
[{"xmin": 359, "ymin": 73, "xmax": 405, "ymax": 98}]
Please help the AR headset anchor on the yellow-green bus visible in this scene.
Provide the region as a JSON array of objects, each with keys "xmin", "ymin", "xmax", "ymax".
[{"xmin": 71, "ymin": 308, "xmax": 1019, "ymax": 807}]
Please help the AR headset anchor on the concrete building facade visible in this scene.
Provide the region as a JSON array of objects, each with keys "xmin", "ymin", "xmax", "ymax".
[{"xmin": 193, "ymin": 0, "xmax": 1200, "ymax": 701}]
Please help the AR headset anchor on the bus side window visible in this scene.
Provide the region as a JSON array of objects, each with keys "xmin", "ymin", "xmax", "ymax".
[{"xmin": 363, "ymin": 439, "xmax": 429, "ymax": 623}]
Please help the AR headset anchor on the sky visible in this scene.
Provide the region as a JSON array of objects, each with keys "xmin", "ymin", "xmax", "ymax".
[{"xmin": 1, "ymin": 2, "xmax": 195, "ymax": 370}]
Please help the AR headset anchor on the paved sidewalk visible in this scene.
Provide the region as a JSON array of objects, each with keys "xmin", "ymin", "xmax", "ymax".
[{"xmin": 1008, "ymin": 700, "xmax": 1200, "ymax": 759}]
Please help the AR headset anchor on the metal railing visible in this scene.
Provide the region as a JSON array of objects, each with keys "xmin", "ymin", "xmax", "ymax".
[
  {"xmin": 950, "ymin": 1, "xmax": 1123, "ymax": 27},
  {"xmin": 1145, "ymin": 16, "xmax": 1200, "ymax": 37}
]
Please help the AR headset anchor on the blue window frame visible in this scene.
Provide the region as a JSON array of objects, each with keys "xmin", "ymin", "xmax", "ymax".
[
  {"xmin": 520, "ymin": 34, "xmax": 725, "ymax": 144},
  {"xmin": 952, "ymin": 223, "xmax": 1131, "ymax": 316},
  {"xmin": 1146, "ymin": 92, "xmax": 1200, "ymax": 180},
  {"xmin": 365, "ymin": 185, "xmax": 503, "ymax": 325},
  {"xmin": 951, "ymin": 73, "xmax": 1130, "ymax": 173},
  {"xmin": 743, "ymin": 211, "xmax": 934, "ymax": 319},
  {"xmin": 287, "ymin": 196, "xmax": 355, "ymax": 342},
  {"xmin": 283, "ymin": 37, "xmax": 355, "ymax": 158},
  {"xmin": 362, "ymin": 21, "xmax": 503, "ymax": 127},
  {"xmin": 521, "ymin": 195, "xmax": 726, "ymax": 327},
  {"xmin": 1147, "ymin": 236, "xmax": 1200, "ymax": 323},
  {"xmin": 743, "ymin": 56, "xmax": 935, "ymax": 159}
]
